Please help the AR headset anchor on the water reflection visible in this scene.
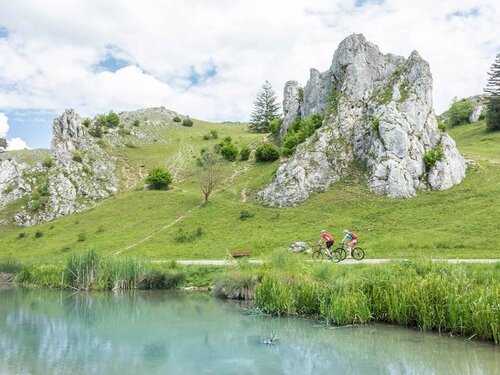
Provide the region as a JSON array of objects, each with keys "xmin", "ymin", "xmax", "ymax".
[{"xmin": 0, "ymin": 286, "xmax": 498, "ymax": 375}]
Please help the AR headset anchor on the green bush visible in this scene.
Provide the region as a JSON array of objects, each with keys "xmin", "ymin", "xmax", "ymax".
[
  {"xmin": 182, "ymin": 117, "xmax": 193, "ymax": 127},
  {"xmin": 82, "ymin": 118, "xmax": 91, "ymax": 127},
  {"xmin": 423, "ymin": 145, "xmax": 445, "ymax": 171},
  {"xmin": 133, "ymin": 119, "xmax": 140, "ymax": 127},
  {"xmin": 42, "ymin": 157, "xmax": 54, "ymax": 168},
  {"xmin": 173, "ymin": 116, "xmax": 181, "ymax": 123},
  {"xmin": 89, "ymin": 124, "xmax": 103, "ymax": 138},
  {"xmin": 145, "ymin": 167, "xmax": 173, "ymax": 190},
  {"xmin": 77, "ymin": 232, "xmax": 86, "ymax": 242},
  {"xmin": 239, "ymin": 146, "xmax": 251, "ymax": 161},
  {"xmin": 269, "ymin": 118, "xmax": 283, "ymax": 136},
  {"xmin": 72, "ymin": 151, "xmax": 83, "ymax": 163},
  {"xmin": 220, "ymin": 142, "xmax": 238, "ymax": 161},
  {"xmin": 209, "ymin": 129, "xmax": 219, "ymax": 139},
  {"xmin": 437, "ymin": 118, "xmax": 447, "ymax": 132},
  {"xmin": 281, "ymin": 114, "xmax": 323, "ymax": 156},
  {"xmin": 35, "ymin": 230, "xmax": 43, "ymax": 238},
  {"xmin": 202, "ymin": 134, "xmax": 211, "ymax": 140},
  {"xmin": 239, "ymin": 209, "xmax": 254, "ymax": 220},
  {"xmin": 371, "ymin": 116, "xmax": 380, "ymax": 131},
  {"xmin": 447, "ymin": 98, "xmax": 474, "ymax": 126},
  {"xmin": 255, "ymin": 143, "xmax": 280, "ymax": 162},
  {"xmin": 106, "ymin": 112, "xmax": 120, "ymax": 127}
]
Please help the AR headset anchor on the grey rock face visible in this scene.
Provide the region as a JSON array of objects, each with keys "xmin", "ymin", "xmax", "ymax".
[
  {"xmin": 469, "ymin": 104, "xmax": 485, "ymax": 123},
  {"xmin": 280, "ymin": 81, "xmax": 302, "ymax": 138},
  {"xmin": 258, "ymin": 34, "xmax": 466, "ymax": 206},
  {"xmin": 0, "ymin": 160, "xmax": 32, "ymax": 209}
]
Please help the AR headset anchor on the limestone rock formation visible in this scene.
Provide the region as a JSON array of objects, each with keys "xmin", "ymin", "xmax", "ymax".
[
  {"xmin": 258, "ymin": 34, "xmax": 466, "ymax": 206},
  {"xmin": 469, "ymin": 103, "xmax": 485, "ymax": 123}
]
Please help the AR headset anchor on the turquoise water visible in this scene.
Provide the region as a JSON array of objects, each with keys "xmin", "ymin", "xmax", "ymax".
[{"xmin": 0, "ymin": 285, "xmax": 498, "ymax": 375}]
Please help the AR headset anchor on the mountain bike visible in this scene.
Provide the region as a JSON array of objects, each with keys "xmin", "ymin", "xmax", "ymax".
[
  {"xmin": 334, "ymin": 243, "xmax": 365, "ymax": 261},
  {"xmin": 311, "ymin": 244, "xmax": 343, "ymax": 263}
]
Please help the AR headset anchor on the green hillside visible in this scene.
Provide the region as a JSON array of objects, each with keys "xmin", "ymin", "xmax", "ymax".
[{"xmin": 0, "ymin": 120, "xmax": 499, "ymax": 263}]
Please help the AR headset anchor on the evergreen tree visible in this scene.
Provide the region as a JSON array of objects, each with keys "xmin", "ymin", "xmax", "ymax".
[
  {"xmin": 0, "ymin": 137, "xmax": 7, "ymax": 151},
  {"xmin": 485, "ymin": 52, "xmax": 500, "ymax": 131},
  {"xmin": 249, "ymin": 80, "xmax": 280, "ymax": 133}
]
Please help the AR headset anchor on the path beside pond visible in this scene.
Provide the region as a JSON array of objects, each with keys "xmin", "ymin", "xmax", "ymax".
[{"xmin": 153, "ymin": 259, "xmax": 500, "ymax": 266}]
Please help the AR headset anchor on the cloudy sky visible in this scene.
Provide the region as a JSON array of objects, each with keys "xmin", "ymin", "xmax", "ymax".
[{"xmin": 0, "ymin": 0, "xmax": 499, "ymax": 149}]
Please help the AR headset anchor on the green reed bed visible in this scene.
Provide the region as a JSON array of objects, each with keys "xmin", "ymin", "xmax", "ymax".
[
  {"xmin": 217, "ymin": 256, "xmax": 499, "ymax": 343},
  {"xmin": 15, "ymin": 249, "xmax": 188, "ymax": 291}
]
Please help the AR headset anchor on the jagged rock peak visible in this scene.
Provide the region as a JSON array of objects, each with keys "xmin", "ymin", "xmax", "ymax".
[{"xmin": 259, "ymin": 33, "xmax": 466, "ymax": 207}]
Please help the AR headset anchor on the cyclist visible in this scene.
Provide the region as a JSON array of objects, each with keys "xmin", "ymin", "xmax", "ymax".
[
  {"xmin": 341, "ymin": 229, "xmax": 358, "ymax": 256},
  {"xmin": 318, "ymin": 229, "xmax": 335, "ymax": 255}
]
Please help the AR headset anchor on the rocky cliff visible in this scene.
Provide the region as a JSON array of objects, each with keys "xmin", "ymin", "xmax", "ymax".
[
  {"xmin": 258, "ymin": 34, "xmax": 466, "ymax": 206},
  {"xmin": 0, "ymin": 107, "xmax": 179, "ymax": 226}
]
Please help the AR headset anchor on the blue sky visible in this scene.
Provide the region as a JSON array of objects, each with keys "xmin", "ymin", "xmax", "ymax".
[{"xmin": 0, "ymin": 0, "xmax": 499, "ymax": 149}]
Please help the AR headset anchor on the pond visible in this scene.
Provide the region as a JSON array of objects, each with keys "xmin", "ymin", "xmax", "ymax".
[{"xmin": 0, "ymin": 285, "xmax": 498, "ymax": 374}]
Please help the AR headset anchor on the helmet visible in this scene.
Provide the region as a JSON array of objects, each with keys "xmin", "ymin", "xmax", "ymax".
[{"xmin": 321, "ymin": 229, "xmax": 326, "ymax": 233}]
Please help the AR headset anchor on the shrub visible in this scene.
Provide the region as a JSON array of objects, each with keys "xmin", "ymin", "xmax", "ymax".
[
  {"xmin": 255, "ymin": 143, "xmax": 280, "ymax": 162},
  {"xmin": 77, "ymin": 232, "xmax": 86, "ymax": 242},
  {"xmin": 423, "ymin": 145, "xmax": 445, "ymax": 171},
  {"xmin": 269, "ymin": 118, "xmax": 283, "ymax": 137},
  {"xmin": 133, "ymin": 119, "xmax": 140, "ymax": 127},
  {"xmin": 209, "ymin": 129, "xmax": 219, "ymax": 139},
  {"xmin": 182, "ymin": 117, "xmax": 193, "ymax": 127},
  {"xmin": 202, "ymin": 134, "xmax": 211, "ymax": 140},
  {"xmin": 35, "ymin": 230, "xmax": 43, "ymax": 238},
  {"xmin": 437, "ymin": 118, "xmax": 447, "ymax": 132},
  {"xmin": 145, "ymin": 167, "xmax": 173, "ymax": 190},
  {"xmin": 214, "ymin": 271, "xmax": 261, "ymax": 300},
  {"xmin": 173, "ymin": 116, "xmax": 181, "ymax": 123},
  {"xmin": 89, "ymin": 124, "xmax": 103, "ymax": 138},
  {"xmin": 42, "ymin": 157, "xmax": 54, "ymax": 168},
  {"xmin": 118, "ymin": 126, "xmax": 131, "ymax": 137},
  {"xmin": 446, "ymin": 98, "xmax": 474, "ymax": 126},
  {"xmin": 239, "ymin": 146, "xmax": 251, "ymax": 161},
  {"xmin": 220, "ymin": 142, "xmax": 238, "ymax": 161},
  {"xmin": 82, "ymin": 118, "xmax": 91, "ymax": 127},
  {"xmin": 371, "ymin": 116, "xmax": 380, "ymax": 131},
  {"xmin": 72, "ymin": 151, "xmax": 83, "ymax": 163},
  {"xmin": 281, "ymin": 114, "xmax": 323, "ymax": 156},
  {"xmin": 239, "ymin": 209, "xmax": 255, "ymax": 220},
  {"xmin": 17, "ymin": 232, "xmax": 27, "ymax": 239},
  {"xmin": 106, "ymin": 111, "xmax": 120, "ymax": 127}
]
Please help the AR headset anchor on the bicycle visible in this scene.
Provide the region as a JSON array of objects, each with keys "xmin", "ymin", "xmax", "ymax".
[
  {"xmin": 334, "ymin": 243, "xmax": 365, "ymax": 261},
  {"xmin": 311, "ymin": 243, "xmax": 343, "ymax": 263}
]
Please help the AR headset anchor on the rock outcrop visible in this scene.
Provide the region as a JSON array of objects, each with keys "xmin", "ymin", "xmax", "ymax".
[{"xmin": 258, "ymin": 34, "xmax": 466, "ymax": 206}]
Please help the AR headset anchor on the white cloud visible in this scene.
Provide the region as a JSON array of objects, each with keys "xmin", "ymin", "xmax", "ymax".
[
  {"xmin": 0, "ymin": 0, "xmax": 498, "ymax": 136},
  {"xmin": 0, "ymin": 112, "xmax": 30, "ymax": 150},
  {"xmin": 7, "ymin": 137, "xmax": 29, "ymax": 150}
]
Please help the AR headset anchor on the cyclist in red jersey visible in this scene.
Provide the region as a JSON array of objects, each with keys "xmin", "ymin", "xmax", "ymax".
[{"xmin": 318, "ymin": 229, "xmax": 335, "ymax": 252}]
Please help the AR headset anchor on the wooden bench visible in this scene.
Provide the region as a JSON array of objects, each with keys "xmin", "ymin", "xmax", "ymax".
[{"xmin": 229, "ymin": 251, "xmax": 253, "ymax": 258}]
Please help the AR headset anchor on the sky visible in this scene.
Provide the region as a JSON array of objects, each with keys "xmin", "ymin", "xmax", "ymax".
[{"xmin": 0, "ymin": 0, "xmax": 499, "ymax": 149}]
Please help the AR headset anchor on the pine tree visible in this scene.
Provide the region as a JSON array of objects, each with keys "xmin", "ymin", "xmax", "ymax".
[
  {"xmin": 0, "ymin": 137, "xmax": 7, "ymax": 151},
  {"xmin": 249, "ymin": 80, "xmax": 281, "ymax": 133},
  {"xmin": 485, "ymin": 52, "xmax": 500, "ymax": 131}
]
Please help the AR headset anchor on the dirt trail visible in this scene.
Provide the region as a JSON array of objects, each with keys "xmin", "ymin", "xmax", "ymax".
[{"xmin": 115, "ymin": 162, "xmax": 250, "ymax": 255}]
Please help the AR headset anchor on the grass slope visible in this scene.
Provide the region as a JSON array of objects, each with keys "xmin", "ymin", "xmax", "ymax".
[{"xmin": 0, "ymin": 120, "xmax": 498, "ymax": 262}]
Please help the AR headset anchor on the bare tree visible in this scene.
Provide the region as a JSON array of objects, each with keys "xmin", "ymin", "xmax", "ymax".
[{"xmin": 198, "ymin": 152, "xmax": 223, "ymax": 203}]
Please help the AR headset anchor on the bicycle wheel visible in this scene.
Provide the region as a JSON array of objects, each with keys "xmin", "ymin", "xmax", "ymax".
[
  {"xmin": 334, "ymin": 248, "xmax": 347, "ymax": 261},
  {"xmin": 352, "ymin": 247, "xmax": 365, "ymax": 261},
  {"xmin": 312, "ymin": 250, "xmax": 324, "ymax": 261},
  {"xmin": 332, "ymin": 249, "xmax": 343, "ymax": 263}
]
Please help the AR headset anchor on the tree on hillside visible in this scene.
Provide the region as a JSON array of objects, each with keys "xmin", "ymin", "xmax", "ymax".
[
  {"xmin": 446, "ymin": 98, "xmax": 474, "ymax": 126},
  {"xmin": 249, "ymin": 80, "xmax": 281, "ymax": 133},
  {"xmin": 484, "ymin": 52, "xmax": 500, "ymax": 131},
  {"xmin": 0, "ymin": 137, "xmax": 7, "ymax": 152},
  {"xmin": 198, "ymin": 151, "xmax": 223, "ymax": 203}
]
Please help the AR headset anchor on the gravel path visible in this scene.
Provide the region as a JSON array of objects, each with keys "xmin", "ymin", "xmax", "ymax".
[{"xmin": 152, "ymin": 258, "xmax": 500, "ymax": 266}]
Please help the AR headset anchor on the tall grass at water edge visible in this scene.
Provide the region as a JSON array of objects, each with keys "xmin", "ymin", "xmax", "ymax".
[
  {"xmin": 16, "ymin": 249, "xmax": 187, "ymax": 291},
  {"xmin": 216, "ymin": 256, "xmax": 500, "ymax": 344}
]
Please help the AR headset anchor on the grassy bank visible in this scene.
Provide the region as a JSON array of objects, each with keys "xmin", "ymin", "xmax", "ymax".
[
  {"xmin": 215, "ymin": 255, "xmax": 500, "ymax": 344},
  {"xmin": 8, "ymin": 250, "xmax": 225, "ymax": 291}
]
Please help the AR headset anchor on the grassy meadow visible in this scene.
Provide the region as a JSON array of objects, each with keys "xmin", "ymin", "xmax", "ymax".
[{"xmin": 0, "ymin": 120, "xmax": 498, "ymax": 262}]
